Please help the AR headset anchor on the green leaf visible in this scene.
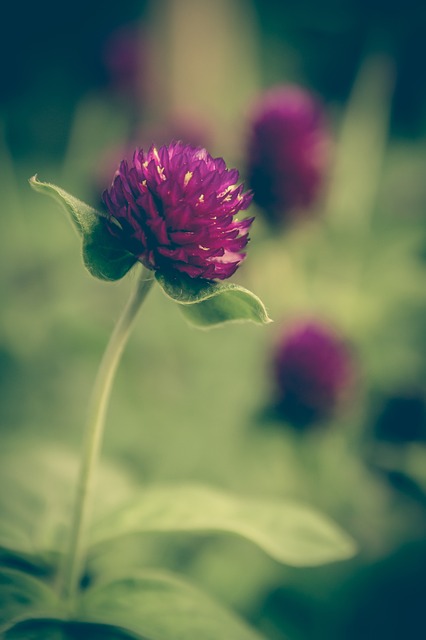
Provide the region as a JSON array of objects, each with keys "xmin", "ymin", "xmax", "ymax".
[
  {"xmin": 91, "ymin": 484, "xmax": 356, "ymax": 567},
  {"xmin": 4, "ymin": 619, "xmax": 141, "ymax": 640},
  {"xmin": 81, "ymin": 570, "xmax": 264, "ymax": 640},
  {"xmin": 0, "ymin": 568, "xmax": 59, "ymax": 633},
  {"xmin": 0, "ymin": 445, "xmax": 137, "ymax": 559},
  {"xmin": 155, "ymin": 272, "xmax": 272, "ymax": 328},
  {"xmin": 326, "ymin": 54, "xmax": 394, "ymax": 228},
  {"xmin": 29, "ymin": 176, "xmax": 137, "ymax": 281}
]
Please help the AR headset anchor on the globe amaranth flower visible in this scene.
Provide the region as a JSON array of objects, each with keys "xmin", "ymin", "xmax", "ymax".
[
  {"xmin": 272, "ymin": 320, "xmax": 353, "ymax": 428},
  {"xmin": 246, "ymin": 85, "xmax": 330, "ymax": 224},
  {"xmin": 102, "ymin": 142, "xmax": 254, "ymax": 280}
]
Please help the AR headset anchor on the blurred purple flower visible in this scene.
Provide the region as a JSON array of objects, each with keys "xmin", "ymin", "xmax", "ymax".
[
  {"xmin": 102, "ymin": 142, "xmax": 254, "ymax": 280},
  {"xmin": 141, "ymin": 111, "xmax": 213, "ymax": 152},
  {"xmin": 272, "ymin": 320, "xmax": 353, "ymax": 427},
  {"xmin": 102, "ymin": 23, "xmax": 146, "ymax": 105},
  {"xmin": 246, "ymin": 85, "xmax": 330, "ymax": 224}
]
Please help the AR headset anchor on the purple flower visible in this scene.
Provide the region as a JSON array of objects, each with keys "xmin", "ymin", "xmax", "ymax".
[
  {"xmin": 138, "ymin": 110, "xmax": 213, "ymax": 152},
  {"xmin": 102, "ymin": 23, "xmax": 146, "ymax": 105},
  {"xmin": 272, "ymin": 320, "xmax": 352, "ymax": 427},
  {"xmin": 102, "ymin": 142, "xmax": 254, "ymax": 280},
  {"xmin": 246, "ymin": 85, "xmax": 330, "ymax": 224}
]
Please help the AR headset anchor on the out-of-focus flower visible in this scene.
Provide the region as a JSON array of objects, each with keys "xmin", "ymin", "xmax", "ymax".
[
  {"xmin": 141, "ymin": 112, "xmax": 213, "ymax": 152},
  {"xmin": 373, "ymin": 390, "xmax": 426, "ymax": 444},
  {"xmin": 102, "ymin": 23, "xmax": 146, "ymax": 106},
  {"xmin": 102, "ymin": 142, "xmax": 254, "ymax": 280},
  {"xmin": 272, "ymin": 320, "xmax": 353, "ymax": 428},
  {"xmin": 245, "ymin": 85, "xmax": 330, "ymax": 224}
]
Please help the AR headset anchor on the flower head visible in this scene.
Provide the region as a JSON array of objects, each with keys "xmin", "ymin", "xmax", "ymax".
[
  {"xmin": 272, "ymin": 320, "xmax": 353, "ymax": 428},
  {"xmin": 102, "ymin": 142, "xmax": 253, "ymax": 280},
  {"xmin": 246, "ymin": 85, "xmax": 330, "ymax": 224}
]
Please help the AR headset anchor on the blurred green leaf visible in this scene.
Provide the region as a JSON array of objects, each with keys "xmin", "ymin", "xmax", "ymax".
[
  {"xmin": 0, "ymin": 568, "xmax": 59, "ymax": 633},
  {"xmin": 81, "ymin": 570, "xmax": 264, "ymax": 640},
  {"xmin": 4, "ymin": 619, "xmax": 140, "ymax": 640},
  {"xmin": 28, "ymin": 176, "xmax": 137, "ymax": 281},
  {"xmin": 326, "ymin": 53, "xmax": 394, "ymax": 228},
  {"xmin": 0, "ymin": 448, "xmax": 72, "ymax": 559},
  {"xmin": 0, "ymin": 446, "xmax": 136, "ymax": 559},
  {"xmin": 91, "ymin": 484, "xmax": 356, "ymax": 566},
  {"xmin": 155, "ymin": 272, "xmax": 272, "ymax": 328}
]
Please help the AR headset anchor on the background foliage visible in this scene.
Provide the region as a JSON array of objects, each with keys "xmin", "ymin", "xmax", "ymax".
[{"xmin": 1, "ymin": 1, "xmax": 426, "ymax": 638}]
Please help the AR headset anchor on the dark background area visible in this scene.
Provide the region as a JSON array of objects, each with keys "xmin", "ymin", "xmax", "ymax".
[{"xmin": 1, "ymin": 0, "xmax": 426, "ymax": 162}]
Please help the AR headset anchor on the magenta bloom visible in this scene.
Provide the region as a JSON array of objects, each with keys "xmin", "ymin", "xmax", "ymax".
[
  {"xmin": 102, "ymin": 23, "xmax": 146, "ymax": 105},
  {"xmin": 246, "ymin": 85, "xmax": 330, "ymax": 224},
  {"xmin": 102, "ymin": 142, "xmax": 254, "ymax": 280},
  {"xmin": 273, "ymin": 321, "xmax": 352, "ymax": 427}
]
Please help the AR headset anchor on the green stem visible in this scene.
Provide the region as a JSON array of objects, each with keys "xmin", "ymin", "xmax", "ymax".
[{"xmin": 61, "ymin": 268, "xmax": 154, "ymax": 604}]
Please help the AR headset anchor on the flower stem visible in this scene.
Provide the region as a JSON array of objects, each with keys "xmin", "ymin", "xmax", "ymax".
[{"xmin": 61, "ymin": 268, "xmax": 154, "ymax": 604}]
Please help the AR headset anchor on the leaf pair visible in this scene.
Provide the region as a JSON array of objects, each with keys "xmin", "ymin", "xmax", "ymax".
[
  {"xmin": 0, "ymin": 447, "xmax": 355, "ymax": 567},
  {"xmin": 0, "ymin": 568, "xmax": 263, "ymax": 640},
  {"xmin": 29, "ymin": 177, "xmax": 271, "ymax": 328},
  {"xmin": 0, "ymin": 447, "xmax": 356, "ymax": 639}
]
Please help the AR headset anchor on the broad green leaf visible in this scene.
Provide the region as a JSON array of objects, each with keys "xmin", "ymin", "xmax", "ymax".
[
  {"xmin": 0, "ymin": 447, "xmax": 79, "ymax": 557},
  {"xmin": 155, "ymin": 272, "xmax": 272, "ymax": 327},
  {"xmin": 4, "ymin": 619, "xmax": 139, "ymax": 640},
  {"xmin": 0, "ymin": 445, "xmax": 137, "ymax": 558},
  {"xmin": 81, "ymin": 570, "xmax": 264, "ymax": 640},
  {"xmin": 29, "ymin": 176, "xmax": 137, "ymax": 281},
  {"xmin": 91, "ymin": 484, "xmax": 356, "ymax": 566},
  {"xmin": 0, "ymin": 568, "xmax": 59, "ymax": 632}
]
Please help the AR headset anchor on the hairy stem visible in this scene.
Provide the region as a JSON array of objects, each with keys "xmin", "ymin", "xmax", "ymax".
[{"xmin": 62, "ymin": 268, "xmax": 154, "ymax": 603}]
